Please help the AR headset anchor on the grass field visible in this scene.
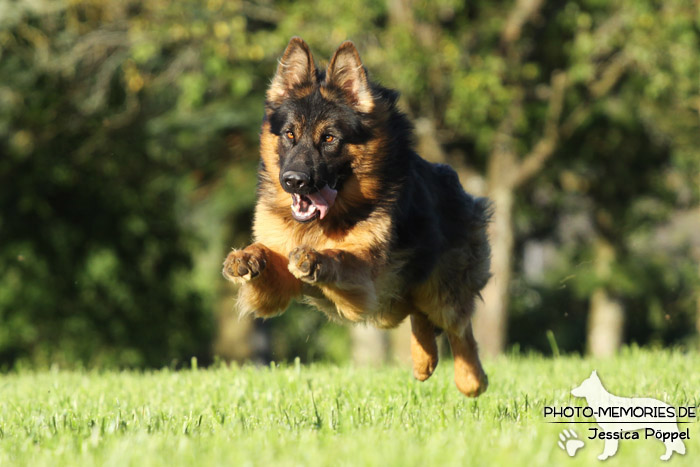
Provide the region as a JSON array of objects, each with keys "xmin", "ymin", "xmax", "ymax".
[{"xmin": 0, "ymin": 348, "xmax": 698, "ymax": 466}]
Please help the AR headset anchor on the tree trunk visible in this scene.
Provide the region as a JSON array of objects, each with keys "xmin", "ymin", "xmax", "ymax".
[
  {"xmin": 351, "ymin": 325, "xmax": 389, "ymax": 366},
  {"xmin": 586, "ymin": 238, "xmax": 624, "ymax": 357},
  {"xmin": 388, "ymin": 318, "xmax": 413, "ymax": 364},
  {"xmin": 473, "ymin": 185, "xmax": 514, "ymax": 357},
  {"xmin": 214, "ymin": 288, "xmax": 255, "ymax": 362},
  {"xmin": 587, "ymin": 288, "xmax": 624, "ymax": 357}
]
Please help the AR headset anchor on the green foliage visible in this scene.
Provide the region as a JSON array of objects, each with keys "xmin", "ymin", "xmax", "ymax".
[
  {"xmin": 0, "ymin": 1, "xmax": 224, "ymax": 367},
  {"xmin": 0, "ymin": 0, "xmax": 698, "ymax": 366},
  {"xmin": 0, "ymin": 349, "xmax": 698, "ymax": 465}
]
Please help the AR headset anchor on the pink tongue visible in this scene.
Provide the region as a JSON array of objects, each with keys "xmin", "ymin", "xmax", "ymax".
[{"xmin": 305, "ymin": 185, "xmax": 338, "ymax": 219}]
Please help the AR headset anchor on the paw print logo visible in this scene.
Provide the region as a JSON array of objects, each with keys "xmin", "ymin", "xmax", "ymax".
[{"xmin": 558, "ymin": 428, "xmax": 585, "ymax": 457}]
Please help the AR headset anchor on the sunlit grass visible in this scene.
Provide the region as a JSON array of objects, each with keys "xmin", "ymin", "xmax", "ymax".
[{"xmin": 0, "ymin": 348, "xmax": 698, "ymax": 466}]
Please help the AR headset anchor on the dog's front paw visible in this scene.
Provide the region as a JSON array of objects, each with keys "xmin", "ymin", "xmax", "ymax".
[
  {"xmin": 222, "ymin": 247, "xmax": 267, "ymax": 283},
  {"xmin": 288, "ymin": 246, "xmax": 329, "ymax": 283}
]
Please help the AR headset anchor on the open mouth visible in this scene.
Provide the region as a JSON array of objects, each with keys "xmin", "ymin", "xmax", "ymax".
[{"xmin": 290, "ymin": 185, "xmax": 338, "ymax": 222}]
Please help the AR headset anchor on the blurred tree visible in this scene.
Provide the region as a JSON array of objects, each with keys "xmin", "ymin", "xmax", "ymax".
[
  {"xmin": 365, "ymin": 0, "xmax": 700, "ymax": 356},
  {"xmin": 0, "ymin": 0, "xmax": 357, "ymax": 367},
  {"xmin": 0, "ymin": 0, "xmax": 697, "ymax": 368},
  {"xmin": 0, "ymin": 1, "xmax": 223, "ymax": 366},
  {"xmin": 0, "ymin": 0, "xmax": 239, "ymax": 366},
  {"xmin": 535, "ymin": 0, "xmax": 700, "ymax": 355}
]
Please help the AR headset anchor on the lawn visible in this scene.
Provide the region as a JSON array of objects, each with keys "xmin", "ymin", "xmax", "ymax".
[{"xmin": 0, "ymin": 348, "xmax": 697, "ymax": 466}]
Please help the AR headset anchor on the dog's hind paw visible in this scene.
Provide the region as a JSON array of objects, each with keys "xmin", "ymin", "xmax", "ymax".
[
  {"xmin": 223, "ymin": 246, "xmax": 267, "ymax": 283},
  {"xmin": 288, "ymin": 246, "xmax": 326, "ymax": 283}
]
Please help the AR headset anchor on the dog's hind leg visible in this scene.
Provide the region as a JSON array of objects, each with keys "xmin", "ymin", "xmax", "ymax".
[
  {"xmin": 410, "ymin": 312, "xmax": 439, "ymax": 381},
  {"xmin": 223, "ymin": 243, "xmax": 301, "ymax": 317},
  {"xmin": 447, "ymin": 321, "xmax": 488, "ymax": 397}
]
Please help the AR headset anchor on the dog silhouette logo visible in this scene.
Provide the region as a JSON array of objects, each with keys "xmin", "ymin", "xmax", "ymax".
[{"xmin": 570, "ymin": 370, "xmax": 687, "ymax": 461}]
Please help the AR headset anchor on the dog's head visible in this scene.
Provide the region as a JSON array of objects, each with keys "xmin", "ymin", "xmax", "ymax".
[
  {"xmin": 261, "ymin": 37, "xmax": 385, "ymax": 223},
  {"xmin": 571, "ymin": 370, "xmax": 601, "ymax": 398}
]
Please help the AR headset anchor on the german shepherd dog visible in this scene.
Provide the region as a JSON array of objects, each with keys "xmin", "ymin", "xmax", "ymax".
[{"xmin": 223, "ymin": 37, "xmax": 491, "ymax": 397}]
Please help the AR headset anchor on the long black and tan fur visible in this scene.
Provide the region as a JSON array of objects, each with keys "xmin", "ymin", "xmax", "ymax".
[{"xmin": 223, "ymin": 37, "xmax": 491, "ymax": 396}]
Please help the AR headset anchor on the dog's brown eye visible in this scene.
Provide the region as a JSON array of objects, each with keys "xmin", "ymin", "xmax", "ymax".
[
  {"xmin": 285, "ymin": 131, "xmax": 294, "ymax": 140},
  {"xmin": 324, "ymin": 135, "xmax": 335, "ymax": 143}
]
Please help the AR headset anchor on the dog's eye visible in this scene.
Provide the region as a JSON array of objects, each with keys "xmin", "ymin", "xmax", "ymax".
[
  {"xmin": 324, "ymin": 135, "xmax": 335, "ymax": 143},
  {"xmin": 285, "ymin": 131, "xmax": 295, "ymax": 140}
]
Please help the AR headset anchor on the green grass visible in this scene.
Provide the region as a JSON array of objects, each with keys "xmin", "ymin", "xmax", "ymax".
[{"xmin": 0, "ymin": 348, "xmax": 698, "ymax": 466}]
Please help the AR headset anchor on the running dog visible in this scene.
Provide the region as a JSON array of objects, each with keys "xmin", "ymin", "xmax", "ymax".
[{"xmin": 223, "ymin": 37, "xmax": 492, "ymax": 396}]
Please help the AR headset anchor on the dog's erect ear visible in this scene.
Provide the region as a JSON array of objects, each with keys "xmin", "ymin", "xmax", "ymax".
[
  {"xmin": 591, "ymin": 370, "xmax": 599, "ymax": 380},
  {"xmin": 326, "ymin": 41, "xmax": 373, "ymax": 113},
  {"xmin": 267, "ymin": 37, "xmax": 316, "ymax": 105}
]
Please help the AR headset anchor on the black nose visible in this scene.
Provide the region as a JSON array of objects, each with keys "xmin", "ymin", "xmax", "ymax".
[{"xmin": 282, "ymin": 171, "xmax": 310, "ymax": 191}]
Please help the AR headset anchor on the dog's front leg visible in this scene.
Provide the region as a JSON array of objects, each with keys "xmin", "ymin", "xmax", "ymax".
[
  {"xmin": 287, "ymin": 246, "xmax": 376, "ymax": 321},
  {"xmin": 223, "ymin": 243, "xmax": 302, "ymax": 316}
]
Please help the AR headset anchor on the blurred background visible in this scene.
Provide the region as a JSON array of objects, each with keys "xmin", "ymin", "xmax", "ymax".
[{"xmin": 1, "ymin": 0, "xmax": 698, "ymax": 369}]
